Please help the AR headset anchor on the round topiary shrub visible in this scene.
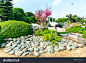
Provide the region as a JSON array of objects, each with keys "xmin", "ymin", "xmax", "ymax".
[{"xmin": 0, "ymin": 20, "xmax": 33, "ymax": 38}]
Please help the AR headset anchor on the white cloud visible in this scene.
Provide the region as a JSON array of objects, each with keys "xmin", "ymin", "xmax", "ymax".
[{"xmin": 52, "ymin": 0, "xmax": 62, "ymax": 5}]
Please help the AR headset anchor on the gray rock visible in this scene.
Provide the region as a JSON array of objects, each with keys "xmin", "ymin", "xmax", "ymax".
[
  {"xmin": 13, "ymin": 38, "xmax": 17, "ymax": 41},
  {"xmin": 59, "ymin": 46, "xmax": 65, "ymax": 50},
  {"xmin": 48, "ymin": 49, "xmax": 54, "ymax": 53},
  {"xmin": 39, "ymin": 50, "xmax": 48, "ymax": 53},
  {"xmin": 12, "ymin": 44, "xmax": 17, "ymax": 48},
  {"xmin": 40, "ymin": 47, "xmax": 44, "ymax": 51},
  {"xmin": 31, "ymin": 43, "xmax": 35, "ymax": 47},
  {"xmin": 66, "ymin": 45, "xmax": 72, "ymax": 51},
  {"xmin": 20, "ymin": 46, "xmax": 25, "ymax": 50},
  {"xmin": 6, "ymin": 49, "xmax": 12, "ymax": 53},
  {"xmin": 7, "ymin": 46, "xmax": 14, "ymax": 49},
  {"xmin": 22, "ymin": 51, "xmax": 29, "ymax": 56},
  {"xmin": 14, "ymin": 47, "xmax": 19, "ymax": 51},
  {"xmin": 6, "ymin": 43, "xmax": 12, "ymax": 47},
  {"xmin": 77, "ymin": 44, "xmax": 83, "ymax": 47},
  {"xmin": 46, "ymin": 46, "xmax": 53, "ymax": 49},
  {"xmin": 29, "ymin": 52, "xmax": 33, "ymax": 55},
  {"xmin": 9, "ymin": 50, "xmax": 15, "ymax": 54},
  {"xmin": 1, "ymin": 43, "xmax": 6, "ymax": 47},
  {"xmin": 71, "ymin": 46, "xmax": 76, "ymax": 50},
  {"xmin": 22, "ymin": 48, "xmax": 28, "ymax": 53},
  {"xmin": 6, "ymin": 41, "xmax": 9, "ymax": 44},
  {"xmin": 16, "ymin": 41, "xmax": 21, "ymax": 44},
  {"xmin": 15, "ymin": 51, "xmax": 23, "ymax": 56},
  {"xmin": 34, "ymin": 52, "xmax": 40, "ymax": 56},
  {"xmin": 34, "ymin": 48, "xmax": 39, "ymax": 52},
  {"xmin": 28, "ymin": 48, "xmax": 34, "ymax": 52},
  {"xmin": 21, "ymin": 43, "xmax": 25, "ymax": 45},
  {"xmin": 15, "ymin": 49, "xmax": 21, "ymax": 51},
  {"xmin": 8, "ymin": 38, "xmax": 13, "ymax": 41},
  {"xmin": 54, "ymin": 48, "xmax": 60, "ymax": 52},
  {"xmin": 25, "ymin": 41, "xmax": 31, "ymax": 44},
  {"xmin": 17, "ymin": 45, "xmax": 21, "ymax": 48},
  {"xmin": 3, "ymin": 38, "xmax": 8, "ymax": 41}
]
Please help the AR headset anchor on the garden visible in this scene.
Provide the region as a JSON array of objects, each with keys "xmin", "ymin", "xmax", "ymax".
[{"xmin": 0, "ymin": 0, "xmax": 86, "ymax": 57}]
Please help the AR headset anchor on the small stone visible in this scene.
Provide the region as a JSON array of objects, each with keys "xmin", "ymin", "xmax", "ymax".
[
  {"xmin": 6, "ymin": 49, "xmax": 12, "ymax": 53},
  {"xmin": 12, "ymin": 44, "xmax": 17, "ymax": 48},
  {"xmin": 9, "ymin": 50, "xmax": 15, "ymax": 54},
  {"xmin": 3, "ymin": 38, "xmax": 8, "ymax": 41},
  {"xmin": 54, "ymin": 48, "xmax": 60, "ymax": 52},
  {"xmin": 1, "ymin": 43, "xmax": 6, "ymax": 47},
  {"xmin": 22, "ymin": 48, "xmax": 28, "ymax": 53},
  {"xmin": 40, "ymin": 47, "xmax": 44, "ymax": 51},
  {"xmin": 46, "ymin": 46, "xmax": 53, "ymax": 49},
  {"xmin": 34, "ymin": 48, "xmax": 39, "ymax": 52},
  {"xmin": 48, "ymin": 49, "xmax": 54, "ymax": 53},
  {"xmin": 13, "ymin": 38, "xmax": 17, "ymax": 41},
  {"xmin": 6, "ymin": 43, "xmax": 12, "ymax": 47},
  {"xmin": 8, "ymin": 38, "xmax": 13, "ymax": 41},
  {"xmin": 7, "ymin": 46, "xmax": 14, "ymax": 49},
  {"xmin": 6, "ymin": 41, "xmax": 9, "ymax": 44},
  {"xmin": 15, "ymin": 51, "xmax": 23, "ymax": 56},
  {"xmin": 71, "ymin": 46, "xmax": 76, "ymax": 50},
  {"xmin": 21, "ymin": 43, "xmax": 25, "ymax": 45},
  {"xmin": 22, "ymin": 51, "xmax": 29, "ymax": 56},
  {"xmin": 66, "ymin": 45, "xmax": 72, "ymax": 51},
  {"xmin": 39, "ymin": 50, "xmax": 47, "ymax": 53},
  {"xmin": 59, "ymin": 46, "xmax": 65, "ymax": 50},
  {"xmin": 77, "ymin": 44, "xmax": 83, "ymax": 47},
  {"xmin": 28, "ymin": 48, "xmax": 34, "ymax": 52},
  {"xmin": 29, "ymin": 52, "xmax": 33, "ymax": 55},
  {"xmin": 34, "ymin": 52, "xmax": 40, "ymax": 56}
]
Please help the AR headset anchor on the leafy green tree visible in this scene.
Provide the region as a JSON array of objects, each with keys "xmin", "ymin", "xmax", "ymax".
[
  {"xmin": 50, "ymin": 17, "xmax": 52, "ymax": 22},
  {"xmin": 62, "ymin": 18, "xmax": 67, "ymax": 22},
  {"xmin": 23, "ymin": 16, "xmax": 30, "ymax": 23},
  {"xmin": 0, "ymin": 0, "xmax": 14, "ymax": 20},
  {"xmin": 25, "ymin": 12, "xmax": 34, "ymax": 17},
  {"xmin": 53, "ymin": 18, "xmax": 55, "ymax": 22},
  {"xmin": 29, "ymin": 16, "xmax": 36, "ymax": 24},
  {"xmin": 13, "ymin": 7, "xmax": 24, "ymax": 21},
  {"xmin": 16, "ymin": 12, "xmax": 23, "ymax": 21},
  {"xmin": 66, "ymin": 14, "xmax": 73, "ymax": 22}
]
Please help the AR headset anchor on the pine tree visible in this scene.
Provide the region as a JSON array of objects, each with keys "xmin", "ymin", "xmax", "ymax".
[{"xmin": 0, "ymin": 0, "xmax": 14, "ymax": 20}]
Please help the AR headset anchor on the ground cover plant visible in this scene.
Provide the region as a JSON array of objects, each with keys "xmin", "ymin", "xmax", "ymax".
[{"xmin": 0, "ymin": 20, "xmax": 33, "ymax": 38}]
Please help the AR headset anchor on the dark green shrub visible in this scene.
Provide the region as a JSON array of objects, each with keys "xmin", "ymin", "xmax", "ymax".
[
  {"xmin": 0, "ymin": 26, "xmax": 3, "ymax": 43},
  {"xmin": 0, "ymin": 20, "xmax": 33, "ymax": 38},
  {"xmin": 23, "ymin": 16, "xmax": 30, "ymax": 23}
]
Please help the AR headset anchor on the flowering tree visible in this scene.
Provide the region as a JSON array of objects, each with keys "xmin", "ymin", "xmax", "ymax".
[{"xmin": 34, "ymin": 5, "xmax": 52, "ymax": 27}]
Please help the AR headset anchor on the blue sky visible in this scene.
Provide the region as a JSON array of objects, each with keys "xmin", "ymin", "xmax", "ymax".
[{"xmin": 12, "ymin": 0, "xmax": 86, "ymax": 19}]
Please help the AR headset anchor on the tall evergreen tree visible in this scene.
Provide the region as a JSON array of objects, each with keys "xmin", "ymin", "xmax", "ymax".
[{"xmin": 0, "ymin": 0, "xmax": 14, "ymax": 20}]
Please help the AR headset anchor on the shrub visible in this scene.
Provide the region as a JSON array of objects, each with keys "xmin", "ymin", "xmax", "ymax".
[
  {"xmin": 66, "ymin": 25, "xmax": 82, "ymax": 33},
  {"xmin": 0, "ymin": 20, "xmax": 33, "ymax": 38},
  {"xmin": 0, "ymin": 26, "xmax": 3, "ymax": 43},
  {"xmin": 82, "ymin": 31, "xmax": 86, "ymax": 38}
]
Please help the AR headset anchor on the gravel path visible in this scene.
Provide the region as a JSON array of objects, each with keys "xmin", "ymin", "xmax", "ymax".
[{"xmin": 0, "ymin": 46, "xmax": 86, "ymax": 57}]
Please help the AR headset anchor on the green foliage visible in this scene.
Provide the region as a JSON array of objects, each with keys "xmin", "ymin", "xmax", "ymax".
[
  {"xmin": 13, "ymin": 7, "xmax": 24, "ymax": 21},
  {"xmin": 53, "ymin": 18, "xmax": 55, "ymax": 22},
  {"xmin": 62, "ymin": 18, "xmax": 67, "ymax": 22},
  {"xmin": 0, "ymin": 26, "xmax": 3, "ymax": 43},
  {"xmin": 67, "ymin": 23, "xmax": 70, "ymax": 25},
  {"xmin": 29, "ymin": 16, "xmax": 36, "ymax": 24},
  {"xmin": 34, "ymin": 30, "xmax": 42, "ymax": 36},
  {"xmin": 16, "ymin": 12, "xmax": 23, "ymax": 21},
  {"xmin": 23, "ymin": 16, "xmax": 30, "ymax": 23},
  {"xmin": 0, "ymin": 20, "xmax": 33, "ymax": 38},
  {"xmin": 42, "ymin": 31, "xmax": 61, "ymax": 43},
  {"xmin": 82, "ymin": 31, "xmax": 86, "ymax": 38},
  {"xmin": 66, "ymin": 25, "xmax": 82, "ymax": 33},
  {"xmin": 50, "ymin": 40, "xmax": 58, "ymax": 46},
  {"xmin": 0, "ymin": 1, "xmax": 14, "ymax": 20},
  {"xmin": 60, "ymin": 23, "xmax": 64, "ymax": 26},
  {"xmin": 25, "ymin": 12, "xmax": 34, "ymax": 17},
  {"xmin": 50, "ymin": 17, "xmax": 52, "ymax": 22}
]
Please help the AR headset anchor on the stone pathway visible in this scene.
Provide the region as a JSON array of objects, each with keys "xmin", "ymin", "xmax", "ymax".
[{"xmin": 0, "ymin": 35, "xmax": 85, "ymax": 57}]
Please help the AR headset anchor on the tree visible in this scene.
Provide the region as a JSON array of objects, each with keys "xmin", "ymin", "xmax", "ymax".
[
  {"xmin": 52, "ymin": 18, "xmax": 55, "ymax": 22},
  {"xmin": 16, "ymin": 12, "xmax": 23, "ymax": 21},
  {"xmin": 13, "ymin": 7, "xmax": 24, "ymax": 21},
  {"xmin": 72, "ymin": 15, "xmax": 77, "ymax": 22},
  {"xmin": 29, "ymin": 16, "xmax": 36, "ymax": 24},
  {"xmin": 66, "ymin": 14, "xmax": 73, "ymax": 22},
  {"xmin": 62, "ymin": 18, "xmax": 67, "ymax": 22},
  {"xmin": 25, "ymin": 12, "xmax": 34, "ymax": 17},
  {"xmin": 58, "ymin": 18, "xmax": 62, "ymax": 22},
  {"xmin": 50, "ymin": 17, "xmax": 52, "ymax": 22},
  {"xmin": 34, "ymin": 5, "xmax": 52, "ymax": 27},
  {"xmin": 0, "ymin": 0, "xmax": 14, "ymax": 20}
]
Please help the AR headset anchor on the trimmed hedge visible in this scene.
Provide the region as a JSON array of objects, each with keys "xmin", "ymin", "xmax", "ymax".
[
  {"xmin": 0, "ymin": 20, "xmax": 33, "ymax": 38},
  {"xmin": 0, "ymin": 26, "xmax": 3, "ymax": 43}
]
